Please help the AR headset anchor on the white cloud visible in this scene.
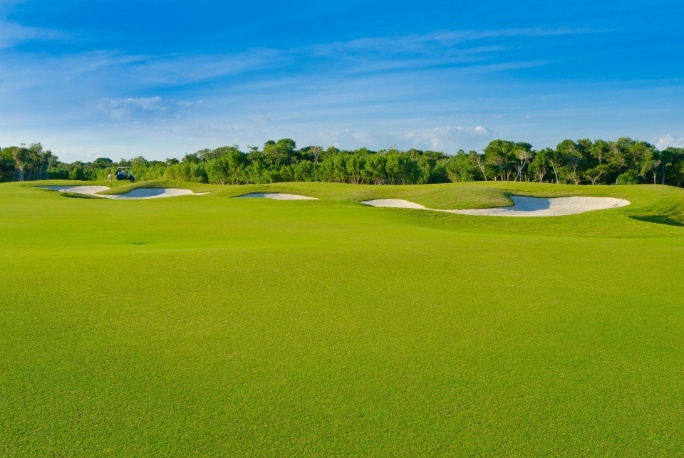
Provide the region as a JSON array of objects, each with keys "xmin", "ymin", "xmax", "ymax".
[
  {"xmin": 0, "ymin": 51, "xmax": 147, "ymax": 96},
  {"xmin": 404, "ymin": 126, "xmax": 492, "ymax": 151},
  {"xmin": 656, "ymin": 134, "xmax": 684, "ymax": 150},
  {"xmin": 96, "ymin": 97, "xmax": 195, "ymax": 120}
]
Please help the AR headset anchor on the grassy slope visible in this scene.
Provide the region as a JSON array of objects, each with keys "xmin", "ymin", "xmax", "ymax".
[{"xmin": 1, "ymin": 182, "xmax": 683, "ymax": 455}]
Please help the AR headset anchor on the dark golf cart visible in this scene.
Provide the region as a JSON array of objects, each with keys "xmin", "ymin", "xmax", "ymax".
[{"xmin": 114, "ymin": 167, "xmax": 135, "ymax": 182}]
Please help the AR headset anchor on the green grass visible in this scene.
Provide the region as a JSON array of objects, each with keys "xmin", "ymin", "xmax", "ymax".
[{"xmin": 2, "ymin": 181, "xmax": 684, "ymax": 455}]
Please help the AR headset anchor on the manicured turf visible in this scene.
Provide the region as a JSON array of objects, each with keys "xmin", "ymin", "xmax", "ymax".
[{"xmin": 1, "ymin": 181, "xmax": 683, "ymax": 455}]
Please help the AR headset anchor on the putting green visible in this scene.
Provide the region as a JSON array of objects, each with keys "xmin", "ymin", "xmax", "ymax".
[{"xmin": 1, "ymin": 181, "xmax": 683, "ymax": 455}]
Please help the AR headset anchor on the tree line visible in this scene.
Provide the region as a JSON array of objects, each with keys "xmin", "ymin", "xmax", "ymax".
[{"xmin": 2, "ymin": 137, "xmax": 684, "ymax": 187}]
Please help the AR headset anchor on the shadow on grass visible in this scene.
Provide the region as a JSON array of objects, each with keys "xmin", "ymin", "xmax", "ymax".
[
  {"xmin": 61, "ymin": 192, "xmax": 104, "ymax": 199},
  {"xmin": 630, "ymin": 215, "xmax": 684, "ymax": 227}
]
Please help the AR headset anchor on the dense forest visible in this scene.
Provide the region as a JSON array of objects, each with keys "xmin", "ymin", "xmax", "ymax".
[{"xmin": 2, "ymin": 138, "xmax": 684, "ymax": 187}]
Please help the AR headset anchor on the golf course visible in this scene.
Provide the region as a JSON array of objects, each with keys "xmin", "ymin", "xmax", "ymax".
[{"xmin": 1, "ymin": 180, "xmax": 683, "ymax": 455}]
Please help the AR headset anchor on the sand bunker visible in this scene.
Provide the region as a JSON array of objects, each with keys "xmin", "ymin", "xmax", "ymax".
[
  {"xmin": 42, "ymin": 185, "xmax": 110, "ymax": 195},
  {"xmin": 362, "ymin": 196, "xmax": 630, "ymax": 217},
  {"xmin": 362, "ymin": 199, "xmax": 427, "ymax": 209},
  {"xmin": 41, "ymin": 186, "xmax": 207, "ymax": 199},
  {"xmin": 236, "ymin": 193, "xmax": 317, "ymax": 200}
]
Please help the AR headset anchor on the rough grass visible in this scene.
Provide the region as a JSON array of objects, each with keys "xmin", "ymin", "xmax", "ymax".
[{"xmin": 2, "ymin": 181, "xmax": 684, "ymax": 455}]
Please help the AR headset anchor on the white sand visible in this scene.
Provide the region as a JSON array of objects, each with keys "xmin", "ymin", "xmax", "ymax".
[
  {"xmin": 361, "ymin": 199, "xmax": 427, "ymax": 209},
  {"xmin": 42, "ymin": 185, "xmax": 110, "ymax": 195},
  {"xmin": 362, "ymin": 196, "xmax": 630, "ymax": 217},
  {"xmin": 236, "ymin": 193, "xmax": 317, "ymax": 200},
  {"xmin": 41, "ymin": 186, "xmax": 207, "ymax": 199}
]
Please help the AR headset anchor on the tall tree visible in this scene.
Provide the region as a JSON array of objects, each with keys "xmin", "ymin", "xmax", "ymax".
[
  {"xmin": 514, "ymin": 147, "xmax": 533, "ymax": 181},
  {"xmin": 555, "ymin": 140, "xmax": 585, "ymax": 185},
  {"xmin": 469, "ymin": 150, "xmax": 488, "ymax": 181},
  {"xmin": 446, "ymin": 151, "xmax": 477, "ymax": 182},
  {"xmin": 529, "ymin": 148, "xmax": 553, "ymax": 182},
  {"xmin": 0, "ymin": 148, "xmax": 16, "ymax": 181},
  {"xmin": 484, "ymin": 140, "xmax": 516, "ymax": 181}
]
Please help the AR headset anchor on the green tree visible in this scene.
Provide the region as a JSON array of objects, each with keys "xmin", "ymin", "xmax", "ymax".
[
  {"xmin": 93, "ymin": 157, "xmax": 114, "ymax": 168},
  {"xmin": 616, "ymin": 171, "xmax": 640, "ymax": 184},
  {"xmin": 658, "ymin": 148, "xmax": 684, "ymax": 185},
  {"xmin": 294, "ymin": 160, "xmax": 316, "ymax": 181},
  {"xmin": 0, "ymin": 148, "xmax": 16, "ymax": 181},
  {"xmin": 529, "ymin": 148, "xmax": 553, "ymax": 182},
  {"xmin": 262, "ymin": 139, "xmax": 296, "ymax": 171},
  {"xmin": 640, "ymin": 149, "xmax": 661, "ymax": 184},
  {"xmin": 513, "ymin": 146, "xmax": 533, "ymax": 181},
  {"xmin": 445, "ymin": 150, "xmax": 477, "ymax": 182},
  {"xmin": 484, "ymin": 140, "xmax": 517, "ymax": 181},
  {"xmin": 555, "ymin": 140, "xmax": 585, "ymax": 185},
  {"xmin": 5, "ymin": 146, "xmax": 31, "ymax": 181},
  {"xmin": 469, "ymin": 151, "xmax": 487, "ymax": 181}
]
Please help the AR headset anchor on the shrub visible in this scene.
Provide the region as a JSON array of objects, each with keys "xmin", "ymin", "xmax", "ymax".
[{"xmin": 616, "ymin": 171, "xmax": 640, "ymax": 184}]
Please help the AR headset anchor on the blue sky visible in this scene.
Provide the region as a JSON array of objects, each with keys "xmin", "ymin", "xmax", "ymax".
[{"xmin": 1, "ymin": 0, "xmax": 683, "ymax": 161}]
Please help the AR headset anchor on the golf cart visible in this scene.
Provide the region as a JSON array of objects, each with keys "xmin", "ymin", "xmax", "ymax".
[{"xmin": 114, "ymin": 167, "xmax": 135, "ymax": 182}]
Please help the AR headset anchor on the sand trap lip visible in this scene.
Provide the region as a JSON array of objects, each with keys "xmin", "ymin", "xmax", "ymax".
[
  {"xmin": 236, "ymin": 193, "xmax": 317, "ymax": 200},
  {"xmin": 41, "ymin": 186, "xmax": 208, "ymax": 199},
  {"xmin": 362, "ymin": 196, "xmax": 630, "ymax": 217}
]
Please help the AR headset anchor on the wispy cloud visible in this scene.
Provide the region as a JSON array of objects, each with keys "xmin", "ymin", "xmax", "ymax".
[
  {"xmin": 427, "ymin": 26, "xmax": 600, "ymax": 42},
  {"xmin": 126, "ymin": 49, "xmax": 288, "ymax": 87},
  {"xmin": 0, "ymin": 17, "xmax": 68, "ymax": 49},
  {"xmin": 302, "ymin": 28, "xmax": 572, "ymax": 77},
  {"xmin": 0, "ymin": 25, "xmax": 566, "ymax": 101},
  {"xmin": 340, "ymin": 45, "xmax": 509, "ymax": 74},
  {"xmin": 0, "ymin": 51, "xmax": 147, "ymax": 94},
  {"xmin": 311, "ymin": 27, "xmax": 600, "ymax": 56}
]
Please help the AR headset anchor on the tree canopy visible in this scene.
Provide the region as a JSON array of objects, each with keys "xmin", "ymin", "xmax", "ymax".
[{"xmin": 2, "ymin": 138, "xmax": 684, "ymax": 187}]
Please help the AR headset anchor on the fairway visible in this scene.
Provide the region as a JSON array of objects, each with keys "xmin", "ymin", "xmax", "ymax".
[{"xmin": 1, "ymin": 181, "xmax": 683, "ymax": 455}]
